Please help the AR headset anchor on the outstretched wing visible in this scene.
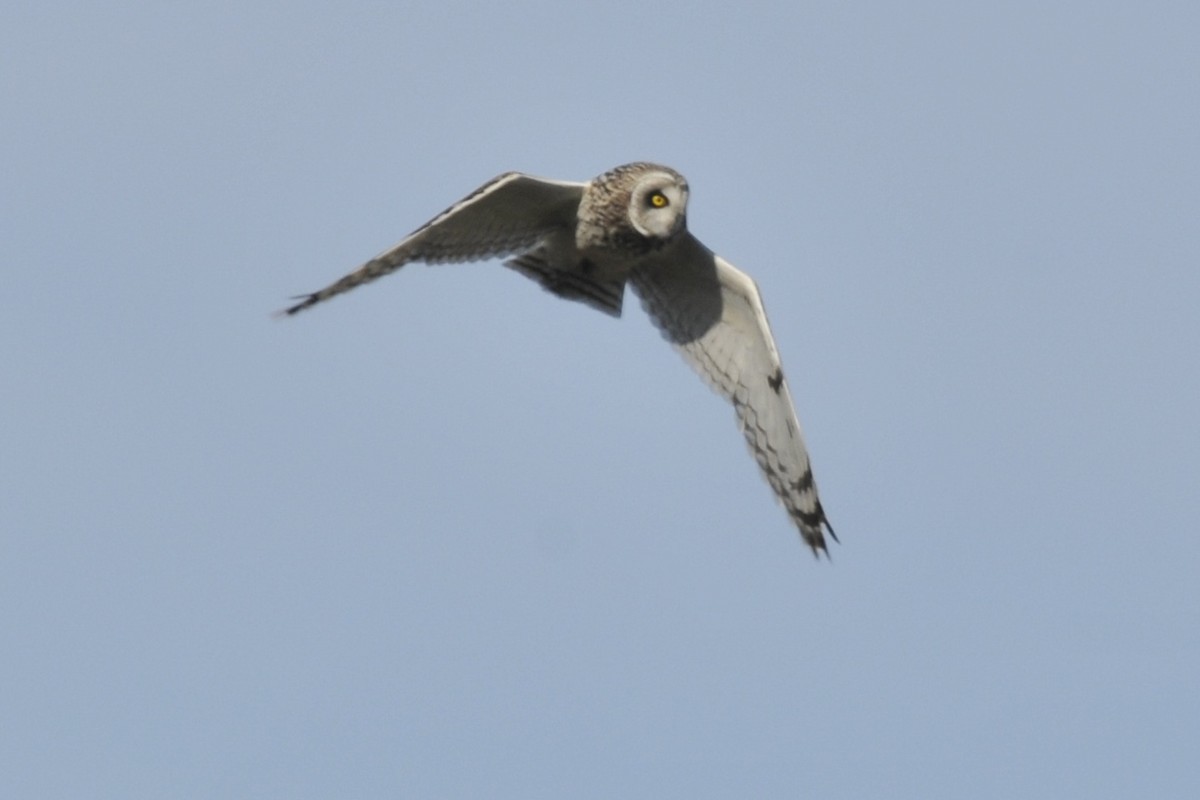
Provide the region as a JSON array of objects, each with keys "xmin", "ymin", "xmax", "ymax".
[
  {"xmin": 631, "ymin": 235, "xmax": 836, "ymax": 556},
  {"xmin": 282, "ymin": 173, "xmax": 586, "ymax": 315}
]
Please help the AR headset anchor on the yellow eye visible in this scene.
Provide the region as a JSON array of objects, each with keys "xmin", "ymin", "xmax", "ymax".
[{"xmin": 649, "ymin": 191, "xmax": 669, "ymax": 208}]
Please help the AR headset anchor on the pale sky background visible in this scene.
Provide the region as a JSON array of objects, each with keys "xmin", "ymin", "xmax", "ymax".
[{"xmin": 3, "ymin": 2, "xmax": 1198, "ymax": 797}]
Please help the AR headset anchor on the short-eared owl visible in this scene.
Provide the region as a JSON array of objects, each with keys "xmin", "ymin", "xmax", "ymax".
[{"xmin": 283, "ymin": 163, "xmax": 837, "ymax": 556}]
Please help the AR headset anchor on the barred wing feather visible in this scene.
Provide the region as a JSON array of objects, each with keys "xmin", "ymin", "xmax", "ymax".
[{"xmin": 631, "ymin": 235, "xmax": 835, "ymax": 555}]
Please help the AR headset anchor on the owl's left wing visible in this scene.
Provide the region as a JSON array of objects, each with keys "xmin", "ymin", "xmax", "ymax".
[
  {"xmin": 631, "ymin": 235, "xmax": 836, "ymax": 556},
  {"xmin": 281, "ymin": 173, "xmax": 587, "ymax": 316}
]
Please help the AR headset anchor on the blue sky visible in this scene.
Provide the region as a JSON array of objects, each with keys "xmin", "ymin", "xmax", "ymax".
[{"xmin": 3, "ymin": 2, "xmax": 1198, "ymax": 797}]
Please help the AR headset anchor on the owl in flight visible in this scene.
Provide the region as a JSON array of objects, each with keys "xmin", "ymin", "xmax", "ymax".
[{"xmin": 283, "ymin": 163, "xmax": 837, "ymax": 556}]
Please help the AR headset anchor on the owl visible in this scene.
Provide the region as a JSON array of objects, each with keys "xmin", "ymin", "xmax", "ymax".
[{"xmin": 283, "ymin": 163, "xmax": 837, "ymax": 556}]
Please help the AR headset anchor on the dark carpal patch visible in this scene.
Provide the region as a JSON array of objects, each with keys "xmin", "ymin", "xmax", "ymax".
[{"xmin": 768, "ymin": 367, "xmax": 784, "ymax": 394}]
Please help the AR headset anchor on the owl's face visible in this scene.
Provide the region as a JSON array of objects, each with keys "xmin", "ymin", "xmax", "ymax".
[
  {"xmin": 575, "ymin": 162, "xmax": 690, "ymax": 255},
  {"xmin": 626, "ymin": 169, "xmax": 689, "ymax": 241}
]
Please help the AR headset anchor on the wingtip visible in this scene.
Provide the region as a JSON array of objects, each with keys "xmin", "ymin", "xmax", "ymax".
[
  {"xmin": 273, "ymin": 293, "xmax": 319, "ymax": 318},
  {"xmin": 807, "ymin": 539, "xmax": 834, "ymax": 561},
  {"xmin": 804, "ymin": 518, "xmax": 838, "ymax": 561}
]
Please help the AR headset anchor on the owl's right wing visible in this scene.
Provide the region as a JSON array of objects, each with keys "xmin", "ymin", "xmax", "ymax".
[
  {"xmin": 282, "ymin": 173, "xmax": 586, "ymax": 315},
  {"xmin": 631, "ymin": 235, "xmax": 836, "ymax": 556}
]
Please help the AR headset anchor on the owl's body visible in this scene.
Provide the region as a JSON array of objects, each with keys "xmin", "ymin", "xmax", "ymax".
[{"xmin": 284, "ymin": 163, "xmax": 837, "ymax": 556}]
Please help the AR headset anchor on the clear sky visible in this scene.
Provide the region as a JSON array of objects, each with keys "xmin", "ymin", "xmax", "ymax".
[{"xmin": 4, "ymin": 2, "xmax": 1198, "ymax": 797}]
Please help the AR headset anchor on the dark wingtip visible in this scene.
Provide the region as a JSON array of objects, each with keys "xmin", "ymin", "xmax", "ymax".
[
  {"xmin": 273, "ymin": 293, "xmax": 319, "ymax": 318},
  {"xmin": 807, "ymin": 514, "xmax": 838, "ymax": 561},
  {"xmin": 809, "ymin": 537, "xmax": 834, "ymax": 561}
]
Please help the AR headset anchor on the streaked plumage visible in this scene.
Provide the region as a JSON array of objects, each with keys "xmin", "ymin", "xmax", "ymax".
[{"xmin": 282, "ymin": 162, "xmax": 837, "ymax": 556}]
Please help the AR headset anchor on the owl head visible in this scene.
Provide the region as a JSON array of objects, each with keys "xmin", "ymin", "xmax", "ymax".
[
  {"xmin": 625, "ymin": 166, "xmax": 690, "ymax": 240},
  {"xmin": 577, "ymin": 163, "xmax": 690, "ymax": 253}
]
